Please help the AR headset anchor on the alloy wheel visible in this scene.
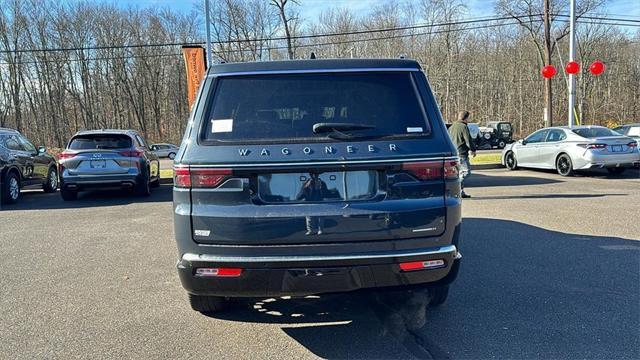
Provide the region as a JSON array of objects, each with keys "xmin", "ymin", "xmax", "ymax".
[{"xmin": 9, "ymin": 177, "xmax": 19, "ymax": 200}]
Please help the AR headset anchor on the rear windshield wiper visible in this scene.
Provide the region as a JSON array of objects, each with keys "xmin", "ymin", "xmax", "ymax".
[{"xmin": 312, "ymin": 122, "xmax": 376, "ymax": 134}]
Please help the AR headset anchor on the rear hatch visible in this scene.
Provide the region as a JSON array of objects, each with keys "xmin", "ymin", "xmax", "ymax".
[
  {"xmin": 180, "ymin": 71, "xmax": 456, "ymax": 245},
  {"xmin": 62, "ymin": 134, "xmax": 134, "ymax": 175}
]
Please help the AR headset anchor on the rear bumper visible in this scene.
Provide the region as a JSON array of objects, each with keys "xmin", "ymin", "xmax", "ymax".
[
  {"xmin": 177, "ymin": 245, "xmax": 461, "ymax": 297},
  {"xmin": 61, "ymin": 173, "xmax": 143, "ymax": 191},
  {"xmin": 577, "ymin": 152, "xmax": 640, "ymax": 169}
]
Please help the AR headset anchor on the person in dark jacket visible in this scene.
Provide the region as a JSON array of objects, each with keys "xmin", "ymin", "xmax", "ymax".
[
  {"xmin": 448, "ymin": 111, "xmax": 476, "ymax": 198},
  {"xmin": 296, "ymin": 173, "xmax": 329, "ymax": 235}
]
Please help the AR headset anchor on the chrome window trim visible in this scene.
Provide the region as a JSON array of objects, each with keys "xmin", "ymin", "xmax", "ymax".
[
  {"xmin": 207, "ymin": 67, "xmax": 421, "ymax": 78},
  {"xmin": 182, "ymin": 245, "xmax": 457, "ymax": 263},
  {"xmin": 176, "ymin": 155, "xmax": 459, "ymax": 168}
]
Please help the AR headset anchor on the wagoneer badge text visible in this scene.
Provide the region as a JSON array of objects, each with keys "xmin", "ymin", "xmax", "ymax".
[{"xmin": 238, "ymin": 144, "xmax": 397, "ymax": 157}]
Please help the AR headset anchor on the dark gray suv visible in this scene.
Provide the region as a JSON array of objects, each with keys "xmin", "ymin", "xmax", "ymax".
[
  {"xmin": 173, "ymin": 59, "xmax": 463, "ymax": 313},
  {"xmin": 59, "ymin": 130, "xmax": 160, "ymax": 200},
  {"xmin": 1, "ymin": 128, "xmax": 58, "ymax": 204}
]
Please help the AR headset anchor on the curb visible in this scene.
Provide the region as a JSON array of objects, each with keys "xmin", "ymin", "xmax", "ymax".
[{"xmin": 471, "ymin": 163, "xmax": 503, "ymax": 170}]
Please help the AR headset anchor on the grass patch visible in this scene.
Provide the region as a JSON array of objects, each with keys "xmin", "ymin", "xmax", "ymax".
[
  {"xmin": 470, "ymin": 152, "xmax": 502, "ymax": 165},
  {"xmin": 160, "ymin": 169, "xmax": 174, "ymax": 179}
]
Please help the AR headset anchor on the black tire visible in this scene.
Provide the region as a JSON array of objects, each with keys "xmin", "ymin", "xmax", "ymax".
[
  {"xmin": 556, "ymin": 154, "xmax": 574, "ymax": 177},
  {"xmin": 505, "ymin": 151, "xmax": 518, "ymax": 170},
  {"xmin": 607, "ymin": 168, "xmax": 626, "ymax": 175},
  {"xmin": 43, "ymin": 167, "xmax": 58, "ymax": 193},
  {"xmin": 168, "ymin": 152, "xmax": 176, "ymax": 160},
  {"xmin": 1, "ymin": 171, "xmax": 21, "ymax": 205},
  {"xmin": 60, "ymin": 187, "xmax": 78, "ymax": 201},
  {"xmin": 498, "ymin": 140, "xmax": 506, "ymax": 149},
  {"xmin": 428, "ymin": 285, "xmax": 450, "ymax": 307},
  {"xmin": 189, "ymin": 294, "xmax": 229, "ymax": 313},
  {"xmin": 136, "ymin": 170, "xmax": 151, "ymax": 196}
]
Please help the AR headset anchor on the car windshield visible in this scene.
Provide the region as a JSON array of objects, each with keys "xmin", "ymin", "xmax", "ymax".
[
  {"xmin": 68, "ymin": 134, "xmax": 132, "ymax": 150},
  {"xmin": 572, "ymin": 127, "xmax": 619, "ymax": 138},
  {"xmin": 202, "ymin": 72, "xmax": 430, "ymax": 143}
]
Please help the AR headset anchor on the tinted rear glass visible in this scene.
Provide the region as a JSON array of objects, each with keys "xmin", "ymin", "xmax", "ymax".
[
  {"xmin": 68, "ymin": 134, "xmax": 132, "ymax": 150},
  {"xmin": 572, "ymin": 128, "xmax": 619, "ymax": 138},
  {"xmin": 202, "ymin": 72, "xmax": 430, "ymax": 143}
]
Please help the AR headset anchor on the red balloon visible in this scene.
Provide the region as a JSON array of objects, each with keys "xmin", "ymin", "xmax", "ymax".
[
  {"xmin": 565, "ymin": 61, "xmax": 580, "ymax": 75},
  {"xmin": 590, "ymin": 60, "xmax": 605, "ymax": 76},
  {"xmin": 541, "ymin": 65, "xmax": 557, "ymax": 79}
]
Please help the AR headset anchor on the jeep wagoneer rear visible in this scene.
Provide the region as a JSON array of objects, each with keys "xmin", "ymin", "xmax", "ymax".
[{"xmin": 173, "ymin": 59, "xmax": 462, "ymax": 313}]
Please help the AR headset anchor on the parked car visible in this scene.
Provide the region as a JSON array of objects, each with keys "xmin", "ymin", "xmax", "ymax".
[
  {"xmin": 0, "ymin": 128, "xmax": 58, "ymax": 204},
  {"xmin": 58, "ymin": 129, "xmax": 160, "ymax": 200},
  {"xmin": 150, "ymin": 143, "xmax": 179, "ymax": 159},
  {"xmin": 502, "ymin": 125, "xmax": 640, "ymax": 176},
  {"xmin": 613, "ymin": 123, "xmax": 640, "ymax": 144},
  {"xmin": 173, "ymin": 58, "xmax": 463, "ymax": 313}
]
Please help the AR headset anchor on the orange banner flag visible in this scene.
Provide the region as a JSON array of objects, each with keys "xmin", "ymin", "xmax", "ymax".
[{"xmin": 181, "ymin": 46, "xmax": 207, "ymax": 109}]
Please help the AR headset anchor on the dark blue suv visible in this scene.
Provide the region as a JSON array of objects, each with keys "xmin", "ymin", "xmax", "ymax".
[{"xmin": 173, "ymin": 59, "xmax": 463, "ymax": 313}]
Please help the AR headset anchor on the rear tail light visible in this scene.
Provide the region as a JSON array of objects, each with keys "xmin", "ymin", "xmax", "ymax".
[
  {"xmin": 174, "ymin": 166, "xmax": 232, "ymax": 188},
  {"xmin": 119, "ymin": 150, "xmax": 144, "ymax": 157},
  {"xmin": 58, "ymin": 152, "xmax": 77, "ymax": 160},
  {"xmin": 578, "ymin": 143, "xmax": 606, "ymax": 150},
  {"xmin": 402, "ymin": 160, "xmax": 459, "ymax": 180},
  {"xmin": 195, "ymin": 268, "xmax": 243, "ymax": 277},
  {"xmin": 628, "ymin": 142, "xmax": 638, "ymax": 148},
  {"xmin": 399, "ymin": 259, "xmax": 445, "ymax": 272}
]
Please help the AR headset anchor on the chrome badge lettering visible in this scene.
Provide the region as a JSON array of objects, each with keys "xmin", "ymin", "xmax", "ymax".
[{"xmin": 236, "ymin": 144, "xmax": 397, "ymax": 157}]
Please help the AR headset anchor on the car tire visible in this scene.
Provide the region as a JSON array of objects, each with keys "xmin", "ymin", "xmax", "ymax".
[
  {"xmin": 505, "ymin": 151, "xmax": 518, "ymax": 170},
  {"xmin": 136, "ymin": 171, "xmax": 151, "ymax": 196},
  {"xmin": 189, "ymin": 294, "xmax": 229, "ymax": 313},
  {"xmin": 498, "ymin": 140, "xmax": 506, "ymax": 149},
  {"xmin": 60, "ymin": 188, "xmax": 78, "ymax": 201},
  {"xmin": 168, "ymin": 152, "xmax": 176, "ymax": 160},
  {"xmin": 150, "ymin": 165, "xmax": 161, "ymax": 188},
  {"xmin": 607, "ymin": 168, "xmax": 625, "ymax": 175},
  {"xmin": 2, "ymin": 171, "xmax": 21, "ymax": 204},
  {"xmin": 428, "ymin": 285, "xmax": 449, "ymax": 307},
  {"xmin": 556, "ymin": 154, "xmax": 574, "ymax": 177},
  {"xmin": 43, "ymin": 167, "xmax": 58, "ymax": 193}
]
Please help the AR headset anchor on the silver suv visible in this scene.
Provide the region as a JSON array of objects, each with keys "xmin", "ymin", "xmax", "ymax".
[{"xmin": 58, "ymin": 130, "xmax": 160, "ymax": 200}]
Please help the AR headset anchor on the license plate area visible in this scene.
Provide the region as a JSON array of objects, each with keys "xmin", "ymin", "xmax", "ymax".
[
  {"xmin": 611, "ymin": 145, "xmax": 623, "ymax": 152},
  {"xmin": 90, "ymin": 160, "xmax": 106, "ymax": 168},
  {"xmin": 258, "ymin": 170, "xmax": 378, "ymax": 204}
]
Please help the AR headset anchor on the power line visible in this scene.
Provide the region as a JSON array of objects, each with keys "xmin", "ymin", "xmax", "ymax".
[
  {"xmin": 1, "ymin": 17, "xmax": 637, "ymax": 65},
  {"xmin": 2, "ymin": 13, "xmax": 636, "ymax": 55}
]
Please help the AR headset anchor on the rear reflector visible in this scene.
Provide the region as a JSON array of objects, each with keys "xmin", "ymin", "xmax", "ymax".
[
  {"xmin": 195, "ymin": 268, "xmax": 243, "ymax": 277},
  {"xmin": 173, "ymin": 167, "xmax": 232, "ymax": 188},
  {"xmin": 399, "ymin": 259, "xmax": 445, "ymax": 272}
]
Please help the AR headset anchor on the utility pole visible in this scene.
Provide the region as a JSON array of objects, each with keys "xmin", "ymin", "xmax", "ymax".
[
  {"xmin": 568, "ymin": 0, "xmax": 577, "ymax": 126},
  {"xmin": 204, "ymin": 0, "xmax": 212, "ymax": 67},
  {"xmin": 543, "ymin": 0, "xmax": 553, "ymax": 128}
]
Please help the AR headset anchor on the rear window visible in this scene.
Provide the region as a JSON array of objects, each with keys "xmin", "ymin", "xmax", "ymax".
[
  {"xmin": 572, "ymin": 128, "xmax": 619, "ymax": 138},
  {"xmin": 201, "ymin": 72, "xmax": 430, "ymax": 143},
  {"xmin": 68, "ymin": 134, "xmax": 132, "ymax": 150}
]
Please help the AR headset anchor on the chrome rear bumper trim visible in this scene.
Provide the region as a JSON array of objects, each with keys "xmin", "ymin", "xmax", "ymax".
[{"xmin": 182, "ymin": 245, "xmax": 458, "ymax": 263}]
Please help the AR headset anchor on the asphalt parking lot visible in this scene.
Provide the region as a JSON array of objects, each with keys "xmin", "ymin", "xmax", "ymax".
[{"xmin": 1, "ymin": 168, "xmax": 638, "ymax": 359}]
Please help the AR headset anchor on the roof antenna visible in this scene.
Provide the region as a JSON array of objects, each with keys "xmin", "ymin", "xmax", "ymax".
[{"xmin": 310, "ymin": 52, "xmax": 316, "ymax": 59}]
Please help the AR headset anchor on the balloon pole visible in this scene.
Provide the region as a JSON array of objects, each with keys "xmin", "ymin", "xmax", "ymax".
[{"xmin": 568, "ymin": 0, "xmax": 576, "ymax": 127}]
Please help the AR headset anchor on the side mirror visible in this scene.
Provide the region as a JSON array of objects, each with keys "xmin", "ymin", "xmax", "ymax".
[
  {"xmin": 38, "ymin": 146, "xmax": 46, "ymax": 154},
  {"xmin": 521, "ymin": 139, "xmax": 528, "ymax": 145}
]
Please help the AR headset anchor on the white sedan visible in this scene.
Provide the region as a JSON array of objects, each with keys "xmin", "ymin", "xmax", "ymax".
[{"xmin": 502, "ymin": 125, "xmax": 640, "ymax": 176}]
